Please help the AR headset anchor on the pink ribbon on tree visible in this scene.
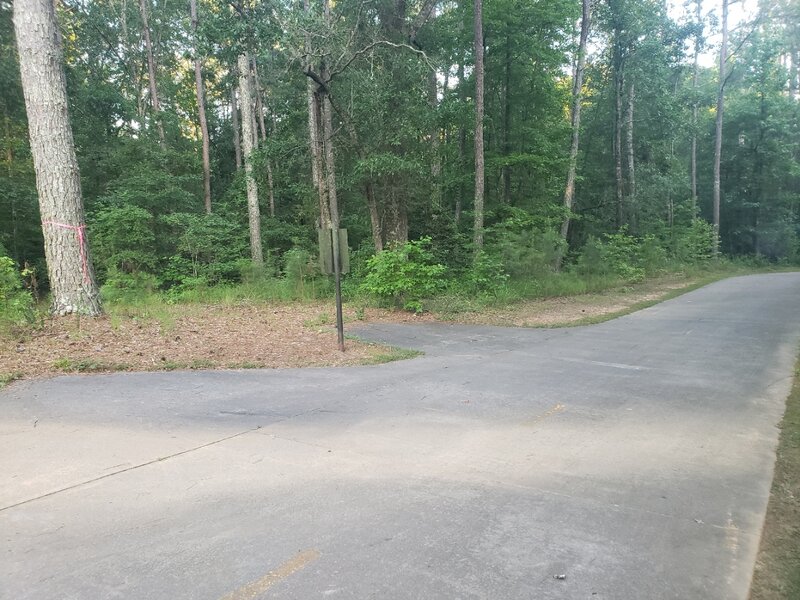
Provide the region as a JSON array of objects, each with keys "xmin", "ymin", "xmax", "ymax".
[{"xmin": 41, "ymin": 220, "xmax": 90, "ymax": 284}]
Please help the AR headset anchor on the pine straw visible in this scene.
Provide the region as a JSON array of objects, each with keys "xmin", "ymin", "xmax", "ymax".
[{"xmin": 0, "ymin": 302, "xmax": 413, "ymax": 380}]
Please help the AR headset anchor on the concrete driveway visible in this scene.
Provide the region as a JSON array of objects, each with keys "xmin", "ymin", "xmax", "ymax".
[{"xmin": 2, "ymin": 273, "xmax": 799, "ymax": 599}]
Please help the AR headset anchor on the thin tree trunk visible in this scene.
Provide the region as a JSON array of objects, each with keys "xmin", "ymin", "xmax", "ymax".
[
  {"xmin": 558, "ymin": 0, "xmax": 591, "ymax": 264},
  {"xmin": 455, "ymin": 55, "xmax": 466, "ymax": 225},
  {"xmin": 713, "ymin": 0, "xmax": 728, "ymax": 255},
  {"xmin": 626, "ymin": 81, "xmax": 636, "ymax": 231},
  {"xmin": 231, "ymin": 88, "xmax": 242, "ymax": 170},
  {"xmin": 138, "ymin": 0, "xmax": 164, "ymax": 145},
  {"xmin": 238, "ymin": 53, "xmax": 263, "ymax": 264},
  {"xmin": 690, "ymin": 0, "xmax": 701, "ymax": 214},
  {"xmin": 252, "ymin": 58, "xmax": 268, "ymax": 142},
  {"xmin": 429, "ymin": 68, "xmax": 441, "ymax": 208},
  {"xmin": 13, "ymin": 0, "xmax": 102, "ymax": 315},
  {"xmin": 190, "ymin": 0, "xmax": 211, "ymax": 214},
  {"xmin": 502, "ymin": 33, "xmax": 512, "ymax": 204},
  {"xmin": 613, "ymin": 44, "xmax": 625, "ymax": 229},
  {"xmin": 252, "ymin": 60, "xmax": 276, "ymax": 218},
  {"xmin": 473, "ymin": 0, "xmax": 485, "ymax": 254}
]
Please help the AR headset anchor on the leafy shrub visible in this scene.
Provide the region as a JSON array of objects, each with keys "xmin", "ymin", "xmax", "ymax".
[
  {"xmin": 0, "ymin": 256, "xmax": 35, "ymax": 331},
  {"xmin": 100, "ymin": 268, "xmax": 160, "ymax": 304},
  {"xmin": 361, "ymin": 237, "xmax": 447, "ymax": 312},
  {"xmin": 91, "ymin": 204, "xmax": 157, "ymax": 276},
  {"xmin": 160, "ymin": 213, "xmax": 248, "ymax": 285},
  {"xmin": 283, "ymin": 248, "xmax": 319, "ymax": 297},
  {"xmin": 496, "ymin": 228, "xmax": 566, "ymax": 279},
  {"xmin": 674, "ymin": 219, "xmax": 716, "ymax": 263},
  {"xmin": 467, "ymin": 251, "xmax": 509, "ymax": 293},
  {"xmin": 577, "ymin": 228, "xmax": 646, "ymax": 282}
]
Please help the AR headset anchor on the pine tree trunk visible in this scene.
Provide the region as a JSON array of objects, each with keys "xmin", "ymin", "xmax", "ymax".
[
  {"xmin": 558, "ymin": 0, "xmax": 591, "ymax": 263},
  {"xmin": 231, "ymin": 88, "xmax": 242, "ymax": 170},
  {"xmin": 238, "ymin": 53, "xmax": 263, "ymax": 264},
  {"xmin": 613, "ymin": 50, "xmax": 625, "ymax": 229},
  {"xmin": 713, "ymin": 0, "xmax": 728, "ymax": 255},
  {"xmin": 138, "ymin": 0, "xmax": 164, "ymax": 145},
  {"xmin": 190, "ymin": 0, "xmax": 211, "ymax": 214},
  {"xmin": 626, "ymin": 81, "xmax": 636, "ymax": 231},
  {"xmin": 502, "ymin": 33, "xmax": 512, "ymax": 204},
  {"xmin": 473, "ymin": 0, "xmax": 485, "ymax": 254},
  {"xmin": 429, "ymin": 68, "xmax": 441, "ymax": 208},
  {"xmin": 13, "ymin": 0, "xmax": 102, "ymax": 316},
  {"xmin": 690, "ymin": 0, "xmax": 701, "ymax": 215}
]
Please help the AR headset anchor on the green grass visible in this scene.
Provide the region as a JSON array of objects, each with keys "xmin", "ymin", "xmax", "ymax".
[
  {"xmin": 750, "ymin": 357, "xmax": 800, "ymax": 599},
  {"xmin": 0, "ymin": 372, "xmax": 22, "ymax": 389},
  {"xmin": 361, "ymin": 346, "xmax": 423, "ymax": 365},
  {"xmin": 52, "ymin": 358, "xmax": 130, "ymax": 373}
]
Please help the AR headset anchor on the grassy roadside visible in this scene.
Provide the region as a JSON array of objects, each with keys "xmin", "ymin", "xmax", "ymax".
[{"xmin": 750, "ymin": 355, "xmax": 800, "ymax": 599}]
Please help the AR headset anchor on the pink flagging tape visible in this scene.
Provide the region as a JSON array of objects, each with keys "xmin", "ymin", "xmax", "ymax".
[{"xmin": 41, "ymin": 220, "xmax": 90, "ymax": 284}]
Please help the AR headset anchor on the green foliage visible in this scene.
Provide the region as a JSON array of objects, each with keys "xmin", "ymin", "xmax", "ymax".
[
  {"xmin": 467, "ymin": 251, "xmax": 509, "ymax": 294},
  {"xmin": 496, "ymin": 228, "xmax": 566, "ymax": 279},
  {"xmin": 0, "ymin": 256, "xmax": 35, "ymax": 332},
  {"xmin": 674, "ymin": 219, "xmax": 716, "ymax": 264},
  {"xmin": 91, "ymin": 204, "xmax": 157, "ymax": 275},
  {"xmin": 577, "ymin": 228, "xmax": 656, "ymax": 282},
  {"xmin": 361, "ymin": 238, "xmax": 447, "ymax": 312},
  {"xmin": 100, "ymin": 269, "xmax": 160, "ymax": 304}
]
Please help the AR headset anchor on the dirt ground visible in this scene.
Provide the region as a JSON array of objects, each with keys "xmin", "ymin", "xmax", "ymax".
[{"xmin": 0, "ymin": 274, "xmax": 707, "ymax": 383}]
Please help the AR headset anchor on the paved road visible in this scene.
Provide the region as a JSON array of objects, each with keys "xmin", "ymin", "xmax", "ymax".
[{"xmin": 2, "ymin": 273, "xmax": 799, "ymax": 599}]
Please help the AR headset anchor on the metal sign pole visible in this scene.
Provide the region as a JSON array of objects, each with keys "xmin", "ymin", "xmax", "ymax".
[{"xmin": 330, "ymin": 226, "xmax": 345, "ymax": 352}]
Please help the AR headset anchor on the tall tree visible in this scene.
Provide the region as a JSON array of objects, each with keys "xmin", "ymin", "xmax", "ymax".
[
  {"xmin": 713, "ymin": 0, "xmax": 729, "ymax": 254},
  {"xmin": 690, "ymin": 0, "xmax": 702, "ymax": 214},
  {"xmin": 190, "ymin": 0, "xmax": 212, "ymax": 214},
  {"xmin": 473, "ymin": 0, "xmax": 485, "ymax": 253},
  {"xmin": 238, "ymin": 52, "xmax": 263, "ymax": 264},
  {"xmin": 138, "ymin": 0, "xmax": 164, "ymax": 145},
  {"xmin": 559, "ymin": 0, "xmax": 592, "ymax": 255},
  {"xmin": 13, "ymin": 0, "xmax": 101, "ymax": 315}
]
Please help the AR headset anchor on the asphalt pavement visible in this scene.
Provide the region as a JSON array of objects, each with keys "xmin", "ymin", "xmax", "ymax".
[{"xmin": 2, "ymin": 272, "xmax": 799, "ymax": 599}]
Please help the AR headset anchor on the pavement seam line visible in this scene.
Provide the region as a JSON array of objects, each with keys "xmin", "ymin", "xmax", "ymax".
[{"xmin": 0, "ymin": 425, "xmax": 262, "ymax": 513}]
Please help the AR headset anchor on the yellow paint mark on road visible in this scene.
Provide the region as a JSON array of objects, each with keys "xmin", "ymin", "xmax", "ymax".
[
  {"xmin": 523, "ymin": 403, "xmax": 565, "ymax": 427},
  {"xmin": 220, "ymin": 549, "xmax": 320, "ymax": 600}
]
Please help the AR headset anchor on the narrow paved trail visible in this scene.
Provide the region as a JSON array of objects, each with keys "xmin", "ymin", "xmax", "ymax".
[{"xmin": 2, "ymin": 273, "xmax": 799, "ymax": 599}]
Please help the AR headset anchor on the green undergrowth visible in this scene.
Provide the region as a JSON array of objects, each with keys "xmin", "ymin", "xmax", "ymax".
[
  {"xmin": 423, "ymin": 261, "xmax": 795, "ymax": 319},
  {"xmin": 750, "ymin": 356, "xmax": 800, "ymax": 599}
]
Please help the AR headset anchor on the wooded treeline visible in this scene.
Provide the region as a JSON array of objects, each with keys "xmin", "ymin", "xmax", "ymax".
[{"xmin": 2, "ymin": 0, "xmax": 799, "ymax": 312}]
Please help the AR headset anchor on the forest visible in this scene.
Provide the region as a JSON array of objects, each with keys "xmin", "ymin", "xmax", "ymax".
[{"xmin": 1, "ymin": 0, "xmax": 799, "ymax": 321}]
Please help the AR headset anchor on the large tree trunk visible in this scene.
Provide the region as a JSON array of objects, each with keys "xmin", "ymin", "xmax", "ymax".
[
  {"xmin": 231, "ymin": 88, "xmax": 242, "ymax": 170},
  {"xmin": 626, "ymin": 81, "xmax": 636, "ymax": 231},
  {"xmin": 238, "ymin": 53, "xmax": 263, "ymax": 264},
  {"xmin": 473, "ymin": 0, "xmax": 485, "ymax": 254},
  {"xmin": 559, "ymin": 0, "xmax": 591, "ymax": 261},
  {"xmin": 190, "ymin": 0, "xmax": 211, "ymax": 214},
  {"xmin": 713, "ymin": 0, "xmax": 728, "ymax": 255},
  {"xmin": 304, "ymin": 0, "xmax": 330, "ymax": 229},
  {"xmin": 13, "ymin": 0, "xmax": 102, "ymax": 316},
  {"xmin": 138, "ymin": 0, "xmax": 165, "ymax": 145}
]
